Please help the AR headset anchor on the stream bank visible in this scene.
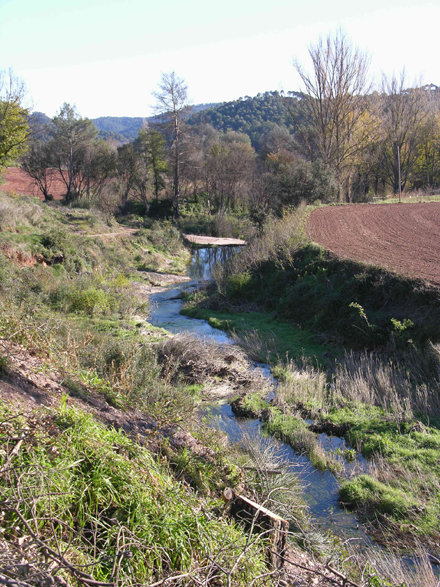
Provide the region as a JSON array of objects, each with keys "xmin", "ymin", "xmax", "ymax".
[
  {"xmin": 147, "ymin": 246, "xmax": 371, "ymax": 544},
  {"xmin": 147, "ymin": 244, "xmax": 440, "ymax": 585}
]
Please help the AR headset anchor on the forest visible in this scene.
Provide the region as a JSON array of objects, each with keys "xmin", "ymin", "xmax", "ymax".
[{"xmin": 2, "ymin": 31, "xmax": 440, "ymax": 226}]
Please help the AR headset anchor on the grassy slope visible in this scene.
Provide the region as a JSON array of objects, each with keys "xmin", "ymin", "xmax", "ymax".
[
  {"xmin": 0, "ymin": 193, "xmax": 273, "ymax": 585},
  {"xmin": 183, "ymin": 209, "xmax": 440, "ymax": 548}
]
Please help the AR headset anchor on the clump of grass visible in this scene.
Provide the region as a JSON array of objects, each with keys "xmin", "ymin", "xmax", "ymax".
[
  {"xmin": 274, "ymin": 358, "xmax": 327, "ymax": 415},
  {"xmin": 264, "ymin": 406, "xmax": 339, "ymax": 472},
  {"xmin": 238, "ymin": 429, "xmax": 308, "ymax": 531},
  {"xmin": 232, "ymin": 394, "xmax": 340, "ymax": 473},
  {"xmin": 332, "ymin": 350, "xmax": 440, "ymax": 421},
  {"xmin": 181, "ymin": 306, "xmax": 329, "ymax": 364},
  {"xmin": 0, "ymin": 352, "xmax": 9, "ymax": 374},
  {"xmin": 0, "ymin": 403, "xmax": 269, "ymax": 586},
  {"xmin": 364, "ymin": 550, "xmax": 440, "ymax": 587},
  {"xmin": 230, "ymin": 329, "xmax": 276, "ymax": 363}
]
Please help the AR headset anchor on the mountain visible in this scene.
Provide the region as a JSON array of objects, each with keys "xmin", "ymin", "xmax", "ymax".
[
  {"xmin": 188, "ymin": 91, "xmax": 302, "ymax": 150},
  {"xmin": 93, "ymin": 103, "xmax": 219, "ymax": 143},
  {"xmin": 27, "ymin": 93, "xmax": 302, "ymax": 149}
]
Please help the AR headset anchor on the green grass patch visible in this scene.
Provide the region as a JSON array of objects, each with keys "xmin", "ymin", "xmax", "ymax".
[
  {"xmin": 182, "ymin": 306, "xmax": 330, "ymax": 364},
  {"xmin": 0, "ymin": 403, "xmax": 269, "ymax": 585}
]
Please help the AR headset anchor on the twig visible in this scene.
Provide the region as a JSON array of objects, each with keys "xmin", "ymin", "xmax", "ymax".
[
  {"xmin": 145, "ymin": 572, "xmax": 194, "ymax": 587},
  {"xmin": 271, "ymin": 550, "xmax": 363, "ymax": 587},
  {"xmin": 0, "ymin": 439, "xmax": 24, "ymax": 475}
]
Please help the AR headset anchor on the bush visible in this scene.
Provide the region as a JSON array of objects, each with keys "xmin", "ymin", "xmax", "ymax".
[{"xmin": 67, "ymin": 286, "xmax": 113, "ymax": 315}]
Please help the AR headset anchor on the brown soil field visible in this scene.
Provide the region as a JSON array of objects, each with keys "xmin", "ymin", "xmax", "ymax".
[
  {"xmin": 308, "ymin": 202, "xmax": 440, "ymax": 285},
  {"xmin": 0, "ymin": 167, "xmax": 66, "ymax": 200}
]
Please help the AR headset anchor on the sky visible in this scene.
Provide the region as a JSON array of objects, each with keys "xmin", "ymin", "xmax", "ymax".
[{"xmin": 1, "ymin": 0, "xmax": 439, "ymax": 119}]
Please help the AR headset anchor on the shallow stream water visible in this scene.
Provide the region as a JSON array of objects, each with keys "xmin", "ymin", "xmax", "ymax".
[{"xmin": 148, "ymin": 246, "xmax": 373, "ymax": 544}]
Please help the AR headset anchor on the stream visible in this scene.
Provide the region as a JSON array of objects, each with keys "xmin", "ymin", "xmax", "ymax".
[{"xmin": 148, "ymin": 246, "xmax": 373, "ymax": 545}]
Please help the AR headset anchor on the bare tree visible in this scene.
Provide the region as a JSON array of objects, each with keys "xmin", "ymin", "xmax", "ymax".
[
  {"xmin": 292, "ymin": 30, "xmax": 372, "ymax": 200},
  {"xmin": 152, "ymin": 72, "xmax": 192, "ymax": 219},
  {"xmin": 379, "ymin": 71, "xmax": 427, "ymax": 193}
]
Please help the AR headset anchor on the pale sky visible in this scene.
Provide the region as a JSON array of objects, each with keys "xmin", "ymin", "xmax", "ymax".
[{"xmin": 0, "ymin": 0, "xmax": 439, "ymax": 119}]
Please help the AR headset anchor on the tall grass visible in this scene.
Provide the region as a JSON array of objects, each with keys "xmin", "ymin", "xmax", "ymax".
[
  {"xmin": 275, "ymin": 347, "xmax": 440, "ymax": 422},
  {"xmin": 213, "ymin": 205, "xmax": 308, "ymax": 296},
  {"xmin": 0, "ymin": 403, "xmax": 269, "ymax": 586}
]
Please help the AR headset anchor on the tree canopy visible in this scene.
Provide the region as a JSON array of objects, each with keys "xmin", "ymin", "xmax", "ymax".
[{"xmin": 0, "ymin": 69, "xmax": 29, "ymax": 173}]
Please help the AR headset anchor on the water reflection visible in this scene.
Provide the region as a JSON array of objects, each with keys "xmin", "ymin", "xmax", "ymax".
[
  {"xmin": 147, "ymin": 246, "xmax": 240, "ymax": 342},
  {"xmin": 187, "ymin": 246, "xmax": 241, "ymax": 280}
]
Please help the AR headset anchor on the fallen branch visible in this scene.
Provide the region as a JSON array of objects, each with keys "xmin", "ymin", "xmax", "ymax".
[{"xmin": 272, "ymin": 550, "xmax": 363, "ymax": 587}]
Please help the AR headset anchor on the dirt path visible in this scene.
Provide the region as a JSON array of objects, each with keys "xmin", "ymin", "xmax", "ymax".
[{"xmin": 308, "ymin": 202, "xmax": 440, "ymax": 285}]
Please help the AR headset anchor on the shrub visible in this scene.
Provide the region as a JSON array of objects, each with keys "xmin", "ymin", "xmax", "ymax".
[{"xmin": 67, "ymin": 286, "xmax": 112, "ymax": 315}]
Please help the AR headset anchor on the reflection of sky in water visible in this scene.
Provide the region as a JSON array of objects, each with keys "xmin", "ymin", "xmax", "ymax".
[
  {"xmin": 148, "ymin": 283, "xmax": 232, "ymax": 343},
  {"xmin": 147, "ymin": 247, "xmax": 437, "ymax": 569},
  {"xmin": 202, "ymin": 402, "xmax": 372, "ymax": 543},
  {"xmin": 148, "ymin": 247, "xmax": 241, "ymax": 343}
]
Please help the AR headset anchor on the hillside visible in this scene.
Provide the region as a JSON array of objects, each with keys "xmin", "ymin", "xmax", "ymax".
[
  {"xmin": 28, "ymin": 92, "xmax": 300, "ymax": 148},
  {"xmin": 1, "ymin": 192, "xmax": 352, "ymax": 587},
  {"xmin": 0, "ymin": 192, "xmax": 274, "ymax": 586},
  {"xmin": 188, "ymin": 91, "xmax": 301, "ymax": 150},
  {"xmin": 93, "ymin": 103, "xmax": 219, "ymax": 142}
]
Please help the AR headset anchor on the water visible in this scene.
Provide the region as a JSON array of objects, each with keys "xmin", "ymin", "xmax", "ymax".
[
  {"xmin": 204, "ymin": 402, "xmax": 370, "ymax": 541},
  {"xmin": 148, "ymin": 247, "xmax": 239, "ymax": 343},
  {"xmin": 147, "ymin": 245, "xmax": 371, "ymax": 543}
]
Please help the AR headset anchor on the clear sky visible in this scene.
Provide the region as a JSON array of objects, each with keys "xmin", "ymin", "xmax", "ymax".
[{"xmin": 1, "ymin": 0, "xmax": 439, "ymax": 119}]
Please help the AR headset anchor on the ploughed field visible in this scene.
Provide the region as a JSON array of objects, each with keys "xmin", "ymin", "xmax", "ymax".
[
  {"xmin": 0, "ymin": 167, "xmax": 66, "ymax": 200},
  {"xmin": 308, "ymin": 202, "xmax": 440, "ymax": 285}
]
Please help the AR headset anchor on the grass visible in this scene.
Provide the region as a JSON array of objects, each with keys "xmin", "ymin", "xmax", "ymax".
[
  {"xmin": 181, "ymin": 306, "xmax": 331, "ymax": 364},
  {"xmin": 0, "ymin": 402, "xmax": 269, "ymax": 586},
  {"xmin": 258, "ymin": 354, "xmax": 440, "ymax": 546}
]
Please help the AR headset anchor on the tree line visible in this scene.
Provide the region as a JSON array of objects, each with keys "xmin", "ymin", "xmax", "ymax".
[{"xmin": 2, "ymin": 32, "xmax": 440, "ymax": 226}]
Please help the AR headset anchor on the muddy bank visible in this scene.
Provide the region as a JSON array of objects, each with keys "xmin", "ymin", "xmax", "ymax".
[
  {"xmin": 132, "ymin": 271, "xmax": 191, "ymax": 296},
  {"xmin": 156, "ymin": 333, "xmax": 271, "ymax": 400}
]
